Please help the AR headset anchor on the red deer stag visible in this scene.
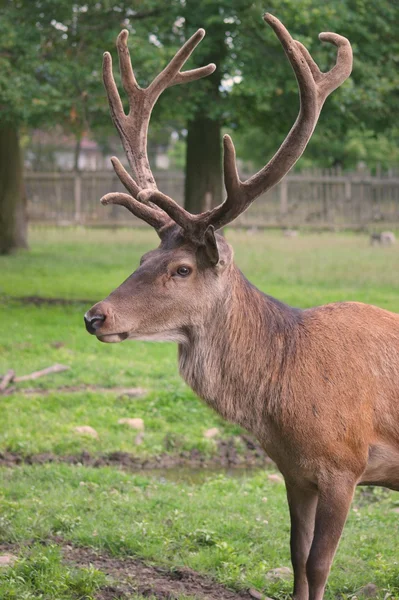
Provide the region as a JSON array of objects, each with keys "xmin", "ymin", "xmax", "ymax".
[{"xmin": 85, "ymin": 14, "xmax": 399, "ymax": 600}]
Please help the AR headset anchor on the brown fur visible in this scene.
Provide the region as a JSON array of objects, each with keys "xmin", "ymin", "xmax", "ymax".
[{"xmin": 85, "ymin": 227, "xmax": 399, "ymax": 599}]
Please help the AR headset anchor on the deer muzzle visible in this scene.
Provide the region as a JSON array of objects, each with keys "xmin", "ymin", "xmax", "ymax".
[{"xmin": 84, "ymin": 302, "xmax": 128, "ymax": 343}]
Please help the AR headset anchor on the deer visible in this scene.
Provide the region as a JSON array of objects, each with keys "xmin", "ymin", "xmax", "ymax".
[{"xmin": 84, "ymin": 14, "xmax": 399, "ymax": 600}]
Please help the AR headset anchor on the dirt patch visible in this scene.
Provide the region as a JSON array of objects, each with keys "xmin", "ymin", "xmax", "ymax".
[
  {"xmin": 5, "ymin": 384, "xmax": 147, "ymax": 397},
  {"xmin": 3, "ymin": 295, "xmax": 96, "ymax": 306},
  {"xmin": 62, "ymin": 541, "xmax": 255, "ymax": 600},
  {"xmin": 0, "ymin": 540, "xmax": 257, "ymax": 599},
  {"xmin": 0, "ymin": 437, "xmax": 272, "ymax": 472}
]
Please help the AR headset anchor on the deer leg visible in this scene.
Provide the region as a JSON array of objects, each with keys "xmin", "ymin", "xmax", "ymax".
[
  {"xmin": 306, "ymin": 474, "xmax": 357, "ymax": 600},
  {"xmin": 286, "ymin": 481, "xmax": 318, "ymax": 600}
]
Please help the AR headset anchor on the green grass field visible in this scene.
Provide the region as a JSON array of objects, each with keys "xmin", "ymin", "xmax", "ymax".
[{"xmin": 0, "ymin": 227, "xmax": 398, "ymax": 599}]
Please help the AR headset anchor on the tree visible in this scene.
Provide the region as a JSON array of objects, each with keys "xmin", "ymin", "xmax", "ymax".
[
  {"xmin": 231, "ymin": 0, "xmax": 399, "ymax": 172},
  {"xmin": 0, "ymin": 0, "xmax": 159, "ymax": 253},
  {"xmin": 132, "ymin": 0, "xmax": 398, "ymax": 209},
  {"xmin": 0, "ymin": 3, "xmax": 37, "ymax": 253},
  {"xmin": 1, "ymin": 0, "xmax": 397, "ymax": 247}
]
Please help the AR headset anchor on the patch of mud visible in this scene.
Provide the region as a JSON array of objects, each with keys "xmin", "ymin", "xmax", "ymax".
[
  {"xmin": 62, "ymin": 542, "xmax": 255, "ymax": 600},
  {"xmin": 0, "ymin": 540, "xmax": 257, "ymax": 599},
  {"xmin": 0, "ymin": 437, "xmax": 272, "ymax": 472},
  {"xmin": 3, "ymin": 295, "xmax": 95, "ymax": 306}
]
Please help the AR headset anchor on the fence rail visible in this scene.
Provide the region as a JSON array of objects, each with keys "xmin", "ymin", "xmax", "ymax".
[{"xmin": 26, "ymin": 170, "xmax": 399, "ymax": 229}]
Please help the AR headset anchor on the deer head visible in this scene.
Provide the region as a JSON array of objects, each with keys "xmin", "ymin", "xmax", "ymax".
[{"xmin": 84, "ymin": 14, "xmax": 352, "ymax": 343}]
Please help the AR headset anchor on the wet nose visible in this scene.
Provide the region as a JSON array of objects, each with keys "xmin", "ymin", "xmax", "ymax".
[{"xmin": 84, "ymin": 312, "xmax": 106, "ymax": 334}]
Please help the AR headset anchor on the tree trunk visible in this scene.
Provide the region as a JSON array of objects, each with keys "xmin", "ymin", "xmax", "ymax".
[
  {"xmin": 184, "ymin": 115, "xmax": 223, "ymax": 214},
  {"xmin": 0, "ymin": 125, "xmax": 27, "ymax": 254}
]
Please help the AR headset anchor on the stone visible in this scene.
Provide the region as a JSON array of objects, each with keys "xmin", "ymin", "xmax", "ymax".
[
  {"xmin": 358, "ymin": 583, "xmax": 379, "ymax": 598},
  {"xmin": 117, "ymin": 387, "xmax": 147, "ymax": 399},
  {"xmin": 370, "ymin": 231, "xmax": 396, "ymax": 246},
  {"xmin": 118, "ymin": 418, "xmax": 145, "ymax": 431},
  {"xmin": 266, "ymin": 566, "xmax": 292, "ymax": 582},
  {"xmin": 0, "ymin": 554, "xmax": 17, "ymax": 567},
  {"xmin": 74, "ymin": 426, "xmax": 99, "ymax": 438},
  {"xmin": 249, "ymin": 589, "xmax": 273, "ymax": 600},
  {"xmin": 203, "ymin": 427, "xmax": 220, "ymax": 439},
  {"xmin": 268, "ymin": 473, "xmax": 284, "ymax": 484}
]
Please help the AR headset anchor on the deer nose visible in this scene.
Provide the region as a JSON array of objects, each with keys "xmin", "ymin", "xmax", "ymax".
[{"xmin": 84, "ymin": 312, "xmax": 106, "ymax": 334}]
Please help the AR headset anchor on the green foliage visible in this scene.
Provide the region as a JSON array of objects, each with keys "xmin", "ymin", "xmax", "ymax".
[
  {"xmin": 226, "ymin": 0, "xmax": 399, "ymax": 169},
  {"xmin": 168, "ymin": 138, "xmax": 186, "ymax": 170},
  {"xmin": 0, "ymin": 466, "xmax": 398, "ymax": 598},
  {"xmin": 0, "ymin": 0, "xmax": 161, "ymax": 134},
  {"xmin": 134, "ymin": 0, "xmax": 399, "ymax": 168},
  {"xmin": 1, "ymin": 0, "xmax": 397, "ymax": 167},
  {"xmin": 232, "ymin": 125, "xmax": 399, "ymax": 172}
]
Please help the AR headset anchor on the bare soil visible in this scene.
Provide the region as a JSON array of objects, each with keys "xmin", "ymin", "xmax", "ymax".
[
  {"xmin": 4, "ymin": 384, "xmax": 147, "ymax": 397},
  {"xmin": 0, "ymin": 436, "xmax": 272, "ymax": 471},
  {"xmin": 4, "ymin": 295, "xmax": 95, "ymax": 306},
  {"xmin": 0, "ymin": 540, "xmax": 257, "ymax": 600},
  {"xmin": 63, "ymin": 541, "xmax": 256, "ymax": 599}
]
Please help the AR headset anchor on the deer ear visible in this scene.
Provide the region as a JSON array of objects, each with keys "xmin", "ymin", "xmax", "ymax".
[{"xmin": 197, "ymin": 225, "xmax": 219, "ymax": 267}]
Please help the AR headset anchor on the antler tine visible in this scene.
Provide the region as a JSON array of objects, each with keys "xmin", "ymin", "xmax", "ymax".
[
  {"xmin": 108, "ymin": 156, "xmax": 171, "ymax": 217},
  {"xmin": 116, "ymin": 30, "xmax": 139, "ymax": 102},
  {"xmin": 101, "ymin": 192, "xmax": 171, "ymax": 231},
  {"xmin": 137, "ymin": 134, "xmax": 242, "ymax": 238},
  {"xmin": 195, "ymin": 13, "xmax": 353, "ymax": 232},
  {"xmin": 148, "ymin": 29, "xmax": 216, "ymax": 99},
  {"xmin": 102, "ymin": 28, "xmax": 216, "ymax": 197},
  {"xmin": 103, "ymin": 157, "xmax": 171, "ymax": 230},
  {"xmin": 110, "ymin": 157, "xmax": 140, "ymax": 198},
  {"xmin": 138, "ymin": 189, "xmax": 200, "ymax": 237},
  {"xmin": 103, "ymin": 51, "xmax": 125, "ymax": 121},
  {"xmin": 318, "ymin": 32, "xmax": 353, "ymax": 97}
]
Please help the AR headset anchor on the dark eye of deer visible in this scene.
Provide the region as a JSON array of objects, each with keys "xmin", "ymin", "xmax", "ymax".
[{"xmin": 176, "ymin": 266, "xmax": 191, "ymax": 277}]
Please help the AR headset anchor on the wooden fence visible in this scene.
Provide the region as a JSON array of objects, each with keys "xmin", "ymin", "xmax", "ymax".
[{"xmin": 26, "ymin": 169, "xmax": 399, "ymax": 229}]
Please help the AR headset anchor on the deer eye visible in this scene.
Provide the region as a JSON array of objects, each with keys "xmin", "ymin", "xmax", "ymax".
[{"xmin": 175, "ymin": 265, "xmax": 192, "ymax": 277}]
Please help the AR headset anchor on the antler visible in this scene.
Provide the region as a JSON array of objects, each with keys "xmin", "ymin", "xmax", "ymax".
[
  {"xmin": 101, "ymin": 27, "xmax": 216, "ymax": 229},
  {"xmin": 137, "ymin": 13, "xmax": 352, "ymax": 238}
]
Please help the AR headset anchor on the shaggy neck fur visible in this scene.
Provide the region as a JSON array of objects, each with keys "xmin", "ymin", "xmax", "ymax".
[{"xmin": 178, "ymin": 264, "xmax": 302, "ymax": 436}]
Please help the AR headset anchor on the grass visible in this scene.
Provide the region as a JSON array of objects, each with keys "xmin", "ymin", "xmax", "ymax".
[
  {"xmin": 0, "ymin": 466, "xmax": 398, "ymax": 598},
  {"xmin": 0, "ymin": 543, "xmax": 106, "ymax": 600},
  {"xmin": 2, "ymin": 227, "xmax": 399, "ymax": 308},
  {"xmin": 0, "ymin": 227, "xmax": 398, "ymax": 599}
]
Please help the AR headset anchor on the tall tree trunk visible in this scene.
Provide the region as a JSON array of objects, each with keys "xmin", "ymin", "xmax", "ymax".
[
  {"xmin": 0, "ymin": 125, "xmax": 27, "ymax": 254},
  {"xmin": 183, "ymin": 0, "xmax": 226, "ymax": 214},
  {"xmin": 184, "ymin": 115, "xmax": 222, "ymax": 213}
]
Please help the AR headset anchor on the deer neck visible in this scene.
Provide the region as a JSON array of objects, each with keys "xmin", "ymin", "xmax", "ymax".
[{"xmin": 178, "ymin": 265, "xmax": 301, "ymax": 432}]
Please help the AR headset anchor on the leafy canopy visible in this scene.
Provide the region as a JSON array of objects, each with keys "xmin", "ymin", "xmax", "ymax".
[{"xmin": 1, "ymin": 0, "xmax": 398, "ymax": 168}]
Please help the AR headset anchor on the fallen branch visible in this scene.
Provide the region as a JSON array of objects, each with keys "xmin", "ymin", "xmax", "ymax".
[
  {"xmin": 6, "ymin": 384, "xmax": 146, "ymax": 397},
  {"xmin": 0, "ymin": 370, "xmax": 15, "ymax": 392},
  {"xmin": 14, "ymin": 364, "xmax": 70, "ymax": 383},
  {"xmin": 2, "ymin": 386, "xmax": 17, "ymax": 396}
]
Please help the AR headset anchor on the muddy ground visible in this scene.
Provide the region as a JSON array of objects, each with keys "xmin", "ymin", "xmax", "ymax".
[
  {"xmin": 0, "ymin": 435, "xmax": 272, "ymax": 471},
  {"xmin": 0, "ymin": 539, "xmax": 261, "ymax": 600}
]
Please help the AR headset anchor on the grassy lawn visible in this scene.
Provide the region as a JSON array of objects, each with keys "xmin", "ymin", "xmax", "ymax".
[{"xmin": 0, "ymin": 227, "xmax": 398, "ymax": 599}]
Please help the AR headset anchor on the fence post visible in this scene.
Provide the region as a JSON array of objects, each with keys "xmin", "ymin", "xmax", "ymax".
[
  {"xmin": 54, "ymin": 173, "xmax": 62, "ymax": 212},
  {"xmin": 74, "ymin": 172, "xmax": 82, "ymax": 224},
  {"xmin": 279, "ymin": 179, "xmax": 288, "ymax": 217},
  {"xmin": 345, "ymin": 178, "xmax": 351, "ymax": 202}
]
